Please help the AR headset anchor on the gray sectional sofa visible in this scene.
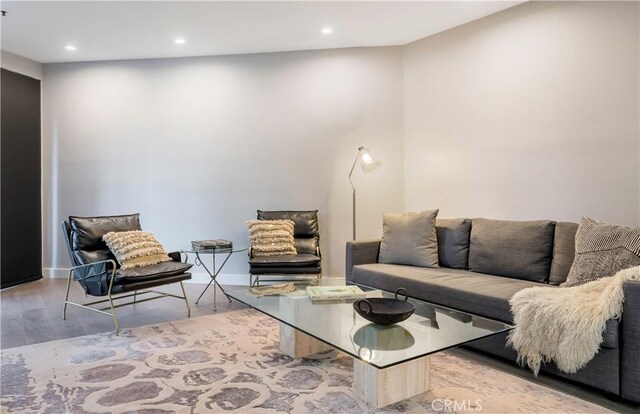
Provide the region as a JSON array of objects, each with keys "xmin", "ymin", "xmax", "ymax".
[{"xmin": 346, "ymin": 218, "xmax": 640, "ymax": 404}]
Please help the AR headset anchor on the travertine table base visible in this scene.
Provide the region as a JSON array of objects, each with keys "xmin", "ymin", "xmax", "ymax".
[
  {"xmin": 279, "ymin": 323, "xmax": 332, "ymax": 358},
  {"xmin": 279, "ymin": 323, "xmax": 431, "ymax": 408}
]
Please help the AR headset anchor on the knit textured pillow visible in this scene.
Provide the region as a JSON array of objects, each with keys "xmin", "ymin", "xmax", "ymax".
[
  {"xmin": 102, "ymin": 230, "xmax": 172, "ymax": 269},
  {"xmin": 562, "ymin": 217, "xmax": 640, "ymax": 287},
  {"xmin": 247, "ymin": 219, "xmax": 297, "ymax": 257}
]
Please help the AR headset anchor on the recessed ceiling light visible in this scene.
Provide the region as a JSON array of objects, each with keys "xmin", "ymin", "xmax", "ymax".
[
  {"xmin": 321, "ymin": 28, "xmax": 333, "ymax": 35},
  {"xmin": 65, "ymin": 45, "xmax": 77, "ymax": 51},
  {"xmin": 174, "ymin": 38, "xmax": 186, "ymax": 45}
]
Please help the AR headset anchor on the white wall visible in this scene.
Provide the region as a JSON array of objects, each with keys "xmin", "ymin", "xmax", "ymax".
[
  {"xmin": 403, "ymin": 1, "xmax": 640, "ymax": 226},
  {"xmin": 1, "ymin": 50, "xmax": 43, "ymax": 79},
  {"xmin": 43, "ymin": 47, "xmax": 405, "ymax": 278},
  {"xmin": 42, "ymin": 1, "xmax": 640, "ymax": 281}
]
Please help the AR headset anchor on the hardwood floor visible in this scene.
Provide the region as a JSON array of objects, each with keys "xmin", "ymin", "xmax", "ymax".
[{"xmin": 0, "ymin": 277, "xmax": 245, "ymax": 349}]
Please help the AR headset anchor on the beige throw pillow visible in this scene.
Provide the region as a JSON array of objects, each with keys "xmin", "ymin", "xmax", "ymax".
[
  {"xmin": 103, "ymin": 230, "xmax": 172, "ymax": 269},
  {"xmin": 247, "ymin": 219, "xmax": 297, "ymax": 257},
  {"xmin": 562, "ymin": 217, "xmax": 640, "ymax": 287},
  {"xmin": 379, "ymin": 210, "xmax": 440, "ymax": 268}
]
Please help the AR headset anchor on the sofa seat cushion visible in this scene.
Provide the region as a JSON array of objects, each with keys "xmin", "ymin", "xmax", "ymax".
[
  {"xmin": 115, "ymin": 261, "xmax": 193, "ymax": 281},
  {"xmin": 351, "ymin": 263, "xmax": 545, "ymax": 323},
  {"xmin": 249, "ymin": 254, "xmax": 320, "ymax": 267},
  {"xmin": 351, "ymin": 263, "xmax": 620, "ymax": 348}
]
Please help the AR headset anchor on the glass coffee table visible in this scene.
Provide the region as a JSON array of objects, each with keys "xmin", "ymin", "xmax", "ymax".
[{"xmin": 224, "ymin": 282, "xmax": 512, "ymax": 408}]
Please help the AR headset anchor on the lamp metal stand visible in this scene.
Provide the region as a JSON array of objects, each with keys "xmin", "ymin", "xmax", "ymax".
[{"xmin": 348, "ymin": 147, "xmax": 364, "ymax": 241}]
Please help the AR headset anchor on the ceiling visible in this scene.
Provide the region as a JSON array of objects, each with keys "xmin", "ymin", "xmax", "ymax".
[{"xmin": 0, "ymin": 1, "xmax": 523, "ymax": 64}]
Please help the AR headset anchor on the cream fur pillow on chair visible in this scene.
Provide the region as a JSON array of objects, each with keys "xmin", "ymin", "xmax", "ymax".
[
  {"xmin": 247, "ymin": 219, "xmax": 297, "ymax": 257},
  {"xmin": 103, "ymin": 230, "xmax": 172, "ymax": 269}
]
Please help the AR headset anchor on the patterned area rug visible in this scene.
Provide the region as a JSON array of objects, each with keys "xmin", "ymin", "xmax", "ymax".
[{"xmin": 1, "ymin": 309, "xmax": 610, "ymax": 413}]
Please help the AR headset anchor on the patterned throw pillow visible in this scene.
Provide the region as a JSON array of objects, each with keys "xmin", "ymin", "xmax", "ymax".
[
  {"xmin": 247, "ymin": 220, "xmax": 297, "ymax": 257},
  {"xmin": 562, "ymin": 217, "xmax": 640, "ymax": 287},
  {"xmin": 102, "ymin": 231, "xmax": 172, "ymax": 269}
]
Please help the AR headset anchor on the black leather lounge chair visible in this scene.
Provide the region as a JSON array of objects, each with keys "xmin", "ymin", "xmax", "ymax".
[
  {"xmin": 61, "ymin": 213, "xmax": 192, "ymax": 335},
  {"xmin": 248, "ymin": 210, "xmax": 322, "ymax": 286}
]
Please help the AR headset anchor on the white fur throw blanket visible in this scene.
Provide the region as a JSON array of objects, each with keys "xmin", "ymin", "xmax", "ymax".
[{"xmin": 508, "ymin": 266, "xmax": 640, "ymax": 375}]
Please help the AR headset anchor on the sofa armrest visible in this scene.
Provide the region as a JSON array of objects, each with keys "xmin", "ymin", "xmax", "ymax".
[
  {"xmin": 621, "ymin": 279, "xmax": 640, "ymax": 403},
  {"xmin": 345, "ymin": 239, "xmax": 381, "ymax": 282}
]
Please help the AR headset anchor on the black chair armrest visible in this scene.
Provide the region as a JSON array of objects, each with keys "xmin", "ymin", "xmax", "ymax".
[
  {"xmin": 71, "ymin": 259, "xmax": 116, "ymax": 281},
  {"xmin": 70, "ymin": 259, "xmax": 117, "ymax": 296},
  {"xmin": 168, "ymin": 251, "xmax": 189, "ymax": 263}
]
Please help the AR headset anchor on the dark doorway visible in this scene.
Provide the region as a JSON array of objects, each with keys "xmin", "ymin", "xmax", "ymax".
[{"xmin": 1, "ymin": 68, "xmax": 42, "ymax": 288}]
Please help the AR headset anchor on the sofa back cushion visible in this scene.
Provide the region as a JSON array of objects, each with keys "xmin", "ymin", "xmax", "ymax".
[
  {"xmin": 549, "ymin": 221, "xmax": 579, "ymax": 285},
  {"xmin": 68, "ymin": 214, "xmax": 142, "ymax": 265},
  {"xmin": 469, "ymin": 218, "xmax": 555, "ymax": 283},
  {"xmin": 436, "ymin": 218, "xmax": 471, "ymax": 269}
]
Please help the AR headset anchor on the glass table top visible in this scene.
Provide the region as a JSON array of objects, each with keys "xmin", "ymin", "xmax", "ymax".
[{"xmin": 223, "ymin": 282, "xmax": 513, "ymax": 369}]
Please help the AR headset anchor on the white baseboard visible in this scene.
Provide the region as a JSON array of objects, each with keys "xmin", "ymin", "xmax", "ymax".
[{"xmin": 42, "ymin": 268, "xmax": 249, "ymax": 286}]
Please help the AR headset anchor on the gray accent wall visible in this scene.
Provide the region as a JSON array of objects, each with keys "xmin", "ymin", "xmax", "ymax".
[{"xmin": 403, "ymin": 1, "xmax": 640, "ymax": 226}]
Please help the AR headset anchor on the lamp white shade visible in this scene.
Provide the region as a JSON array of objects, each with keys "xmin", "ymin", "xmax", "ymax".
[
  {"xmin": 358, "ymin": 147, "xmax": 380, "ymax": 173},
  {"xmin": 349, "ymin": 146, "xmax": 381, "ymax": 240}
]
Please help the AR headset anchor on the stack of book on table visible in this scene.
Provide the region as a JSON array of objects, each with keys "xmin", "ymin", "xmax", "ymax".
[
  {"xmin": 191, "ymin": 239, "xmax": 233, "ymax": 251},
  {"xmin": 306, "ymin": 285, "xmax": 365, "ymax": 302}
]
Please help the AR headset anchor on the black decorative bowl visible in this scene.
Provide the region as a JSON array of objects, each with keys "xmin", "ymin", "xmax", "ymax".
[{"xmin": 353, "ymin": 288, "xmax": 415, "ymax": 325}]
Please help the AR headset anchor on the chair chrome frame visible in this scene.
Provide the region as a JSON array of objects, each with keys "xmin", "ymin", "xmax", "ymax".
[
  {"xmin": 62, "ymin": 256, "xmax": 191, "ymax": 336},
  {"xmin": 249, "ymin": 274, "xmax": 322, "ymax": 287}
]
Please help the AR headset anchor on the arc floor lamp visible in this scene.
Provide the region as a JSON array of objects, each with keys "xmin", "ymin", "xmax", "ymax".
[{"xmin": 348, "ymin": 146, "xmax": 380, "ymax": 240}]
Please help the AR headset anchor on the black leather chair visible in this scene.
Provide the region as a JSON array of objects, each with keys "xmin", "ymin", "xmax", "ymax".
[
  {"xmin": 248, "ymin": 210, "xmax": 322, "ymax": 286},
  {"xmin": 62, "ymin": 213, "xmax": 192, "ymax": 335}
]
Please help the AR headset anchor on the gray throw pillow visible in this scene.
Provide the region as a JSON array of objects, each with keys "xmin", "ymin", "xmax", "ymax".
[
  {"xmin": 436, "ymin": 218, "xmax": 471, "ymax": 269},
  {"xmin": 562, "ymin": 217, "xmax": 640, "ymax": 287},
  {"xmin": 468, "ymin": 218, "xmax": 555, "ymax": 283},
  {"xmin": 379, "ymin": 210, "xmax": 439, "ymax": 268}
]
